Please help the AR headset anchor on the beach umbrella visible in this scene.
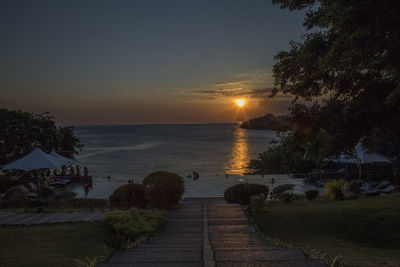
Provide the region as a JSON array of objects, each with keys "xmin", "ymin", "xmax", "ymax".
[
  {"xmin": 326, "ymin": 142, "xmax": 392, "ymax": 179},
  {"xmin": 2, "ymin": 148, "xmax": 71, "ymax": 203},
  {"xmin": 49, "ymin": 151, "xmax": 78, "ymax": 165}
]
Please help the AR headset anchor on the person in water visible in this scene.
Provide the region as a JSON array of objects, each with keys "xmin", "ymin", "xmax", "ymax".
[
  {"xmin": 193, "ymin": 171, "xmax": 199, "ymax": 180},
  {"xmin": 84, "ymin": 166, "xmax": 89, "ymax": 177}
]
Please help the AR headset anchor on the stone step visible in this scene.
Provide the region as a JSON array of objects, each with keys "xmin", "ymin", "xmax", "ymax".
[
  {"xmin": 99, "ymin": 261, "xmax": 203, "ymax": 267},
  {"xmin": 209, "ymin": 225, "xmax": 252, "ymax": 232},
  {"xmin": 216, "ymin": 260, "xmax": 326, "ymax": 267},
  {"xmin": 211, "ymin": 240, "xmax": 267, "ymax": 246},
  {"xmin": 132, "ymin": 246, "xmax": 201, "ymax": 251},
  {"xmin": 208, "ymin": 218, "xmax": 249, "ymax": 225},
  {"xmin": 212, "ymin": 245, "xmax": 283, "ymax": 250},
  {"xmin": 108, "ymin": 250, "xmax": 202, "ymax": 263},
  {"xmin": 143, "ymin": 240, "xmax": 202, "ymax": 245},
  {"xmin": 137, "ymin": 244, "xmax": 202, "ymax": 250},
  {"xmin": 214, "ymin": 249, "xmax": 306, "ymax": 261}
]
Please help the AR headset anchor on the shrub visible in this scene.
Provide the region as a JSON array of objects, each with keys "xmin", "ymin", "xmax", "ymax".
[
  {"xmin": 325, "ymin": 179, "xmax": 349, "ymax": 200},
  {"xmin": 349, "ymin": 181, "xmax": 363, "ymax": 197},
  {"xmin": 250, "ymin": 193, "xmax": 268, "ymax": 213},
  {"xmin": 143, "ymin": 171, "xmax": 184, "ymax": 209},
  {"xmin": 280, "ymin": 192, "xmax": 294, "ymax": 203},
  {"xmin": 224, "ymin": 183, "xmax": 269, "ymax": 205},
  {"xmin": 109, "ymin": 184, "xmax": 148, "ymax": 209},
  {"xmin": 270, "ymin": 184, "xmax": 294, "ymax": 200},
  {"xmin": 102, "ymin": 208, "xmax": 165, "ymax": 250},
  {"xmin": 305, "ymin": 190, "xmax": 319, "ymax": 202}
]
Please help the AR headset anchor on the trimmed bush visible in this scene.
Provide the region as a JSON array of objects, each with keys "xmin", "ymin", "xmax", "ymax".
[
  {"xmin": 305, "ymin": 190, "xmax": 319, "ymax": 202},
  {"xmin": 143, "ymin": 171, "xmax": 184, "ymax": 209},
  {"xmin": 102, "ymin": 208, "xmax": 165, "ymax": 250},
  {"xmin": 224, "ymin": 183, "xmax": 269, "ymax": 205},
  {"xmin": 109, "ymin": 184, "xmax": 148, "ymax": 209}
]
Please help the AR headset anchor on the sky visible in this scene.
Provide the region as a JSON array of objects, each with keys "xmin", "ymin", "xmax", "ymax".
[{"xmin": 0, "ymin": 0, "xmax": 305, "ymax": 124}]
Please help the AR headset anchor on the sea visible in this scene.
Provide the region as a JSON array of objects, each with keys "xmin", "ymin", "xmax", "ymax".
[{"xmin": 71, "ymin": 123, "xmax": 309, "ymax": 198}]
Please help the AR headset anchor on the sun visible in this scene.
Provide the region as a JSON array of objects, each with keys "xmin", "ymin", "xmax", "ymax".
[{"xmin": 235, "ymin": 99, "xmax": 245, "ymax": 107}]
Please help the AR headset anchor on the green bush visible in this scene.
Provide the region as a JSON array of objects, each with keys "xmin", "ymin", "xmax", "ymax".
[
  {"xmin": 280, "ymin": 192, "xmax": 294, "ymax": 203},
  {"xmin": 349, "ymin": 181, "xmax": 363, "ymax": 197},
  {"xmin": 109, "ymin": 184, "xmax": 148, "ymax": 209},
  {"xmin": 270, "ymin": 184, "xmax": 294, "ymax": 200},
  {"xmin": 224, "ymin": 183, "xmax": 269, "ymax": 205},
  {"xmin": 143, "ymin": 171, "xmax": 184, "ymax": 209},
  {"xmin": 250, "ymin": 193, "xmax": 268, "ymax": 213},
  {"xmin": 325, "ymin": 179, "xmax": 348, "ymax": 200},
  {"xmin": 102, "ymin": 208, "xmax": 165, "ymax": 251},
  {"xmin": 305, "ymin": 190, "xmax": 319, "ymax": 202}
]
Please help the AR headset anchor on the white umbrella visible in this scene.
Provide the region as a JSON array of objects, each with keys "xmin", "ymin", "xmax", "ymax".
[
  {"xmin": 2, "ymin": 148, "xmax": 70, "ymax": 171},
  {"xmin": 2, "ymin": 148, "xmax": 73, "ymax": 204},
  {"xmin": 49, "ymin": 151, "xmax": 78, "ymax": 165},
  {"xmin": 327, "ymin": 143, "xmax": 391, "ymax": 164},
  {"xmin": 326, "ymin": 142, "xmax": 392, "ymax": 179}
]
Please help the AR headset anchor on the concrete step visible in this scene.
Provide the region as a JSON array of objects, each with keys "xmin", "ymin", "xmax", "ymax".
[
  {"xmin": 136, "ymin": 244, "xmax": 202, "ymax": 250},
  {"xmin": 208, "ymin": 218, "xmax": 248, "ymax": 225},
  {"xmin": 214, "ymin": 249, "xmax": 306, "ymax": 261},
  {"xmin": 99, "ymin": 262, "xmax": 203, "ymax": 267},
  {"xmin": 108, "ymin": 250, "xmax": 202, "ymax": 263},
  {"xmin": 216, "ymin": 260, "xmax": 326, "ymax": 267},
  {"xmin": 209, "ymin": 225, "xmax": 252, "ymax": 233}
]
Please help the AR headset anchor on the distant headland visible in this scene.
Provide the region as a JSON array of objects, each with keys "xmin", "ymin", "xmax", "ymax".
[{"xmin": 239, "ymin": 113, "xmax": 287, "ymax": 130}]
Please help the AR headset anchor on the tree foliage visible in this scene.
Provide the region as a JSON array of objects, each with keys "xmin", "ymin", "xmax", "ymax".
[
  {"xmin": 0, "ymin": 108, "xmax": 83, "ymax": 165},
  {"xmin": 250, "ymin": 1, "xmax": 400, "ymax": 174},
  {"xmin": 271, "ymin": 0, "xmax": 400, "ymax": 158}
]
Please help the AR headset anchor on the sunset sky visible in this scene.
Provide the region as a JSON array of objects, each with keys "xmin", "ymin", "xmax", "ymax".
[{"xmin": 1, "ymin": 0, "xmax": 305, "ymax": 124}]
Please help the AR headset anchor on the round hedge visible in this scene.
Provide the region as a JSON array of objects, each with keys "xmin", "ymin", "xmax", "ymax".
[
  {"xmin": 109, "ymin": 184, "xmax": 148, "ymax": 209},
  {"xmin": 143, "ymin": 171, "xmax": 184, "ymax": 209},
  {"xmin": 224, "ymin": 183, "xmax": 269, "ymax": 205}
]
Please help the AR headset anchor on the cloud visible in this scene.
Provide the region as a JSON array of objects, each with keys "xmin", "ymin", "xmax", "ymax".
[{"xmin": 195, "ymin": 87, "xmax": 274, "ymax": 99}]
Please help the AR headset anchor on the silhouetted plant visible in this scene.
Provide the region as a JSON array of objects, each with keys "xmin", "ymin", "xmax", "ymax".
[
  {"xmin": 224, "ymin": 183, "xmax": 269, "ymax": 205},
  {"xmin": 109, "ymin": 184, "xmax": 148, "ymax": 209},
  {"xmin": 143, "ymin": 171, "xmax": 184, "ymax": 209}
]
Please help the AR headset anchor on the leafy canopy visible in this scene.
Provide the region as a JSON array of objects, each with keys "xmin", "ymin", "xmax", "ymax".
[
  {"xmin": 0, "ymin": 108, "xmax": 83, "ymax": 165},
  {"xmin": 271, "ymin": 0, "xmax": 400, "ymax": 158}
]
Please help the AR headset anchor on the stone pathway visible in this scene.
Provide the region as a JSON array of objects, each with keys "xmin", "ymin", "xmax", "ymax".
[
  {"xmin": 101, "ymin": 197, "xmax": 325, "ymax": 267},
  {"xmin": 0, "ymin": 210, "xmax": 105, "ymax": 225}
]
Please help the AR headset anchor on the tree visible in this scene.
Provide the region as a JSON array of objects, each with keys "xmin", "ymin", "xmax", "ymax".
[
  {"xmin": 0, "ymin": 109, "xmax": 83, "ymax": 165},
  {"xmin": 270, "ymin": 0, "xmax": 400, "ymax": 159}
]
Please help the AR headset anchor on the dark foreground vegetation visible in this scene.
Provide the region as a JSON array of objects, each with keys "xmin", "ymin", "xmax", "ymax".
[
  {"xmin": 0, "ymin": 223, "xmax": 107, "ymax": 267},
  {"xmin": 250, "ymin": 193, "xmax": 400, "ymax": 267}
]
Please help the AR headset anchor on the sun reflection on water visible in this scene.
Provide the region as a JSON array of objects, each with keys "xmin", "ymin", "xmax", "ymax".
[{"xmin": 225, "ymin": 128, "xmax": 250, "ymax": 175}]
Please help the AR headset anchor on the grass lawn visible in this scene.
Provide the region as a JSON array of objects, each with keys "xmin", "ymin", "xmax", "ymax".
[
  {"xmin": 252, "ymin": 192, "xmax": 400, "ymax": 267},
  {"xmin": 0, "ymin": 223, "xmax": 108, "ymax": 267}
]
